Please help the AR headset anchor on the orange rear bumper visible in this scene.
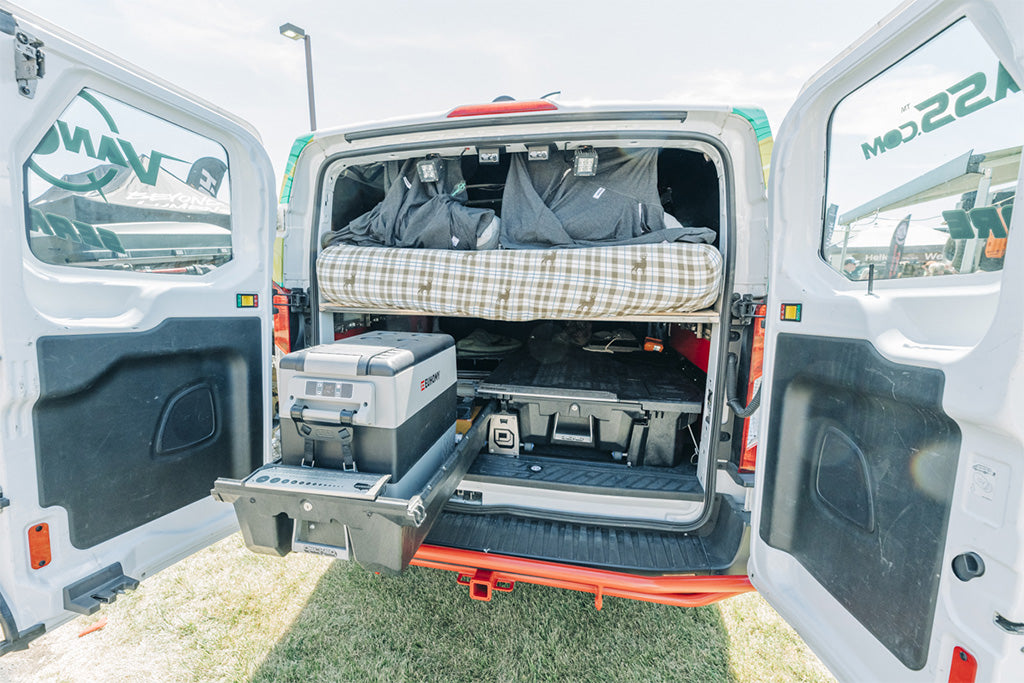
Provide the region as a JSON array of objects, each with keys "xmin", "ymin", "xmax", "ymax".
[{"xmin": 411, "ymin": 544, "xmax": 754, "ymax": 609}]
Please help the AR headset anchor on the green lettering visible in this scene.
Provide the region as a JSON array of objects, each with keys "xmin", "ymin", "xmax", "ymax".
[
  {"xmin": 95, "ymin": 135, "xmax": 128, "ymax": 167},
  {"xmin": 949, "ymin": 72, "xmax": 992, "ymax": 117},
  {"xmin": 883, "ymin": 129, "xmax": 903, "ymax": 149},
  {"xmin": 994, "ymin": 62, "xmax": 1020, "ymax": 101},
  {"xmin": 34, "ymin": 125, "xmax": 60, "ymax": 155},
  {"xmin": 118, "ymin": 139, "xmax": 180, "ymax": 186},
  {"xmin": 56, "ymin": 120, "xmax": 96, "ymax": 158},
  {"xmin": 861, "ymin": 136, "xmax": 886, "ymax": 160},
  {"xmin": 898, "ymin": 120, "xmax": 918, "ymax": 142},
  {"xmin": 915, "ymin": 91, "xmax": 954, "ymax": 133}
]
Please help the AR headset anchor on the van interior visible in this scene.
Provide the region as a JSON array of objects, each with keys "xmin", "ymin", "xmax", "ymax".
[{"xmin": 256, "ymin": 140, "xmax": 753, "ymax": 575}]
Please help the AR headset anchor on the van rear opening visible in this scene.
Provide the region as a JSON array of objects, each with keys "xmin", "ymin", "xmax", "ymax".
[{"xmin": 242, "ymin": 133, "xmax": 755, "ymax": 575}]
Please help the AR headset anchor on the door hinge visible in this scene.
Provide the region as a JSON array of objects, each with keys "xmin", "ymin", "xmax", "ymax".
[
  {"xmin": 730, "ymin": 294, "xmax": 764, "ymax": 326},
  {"xmin": 0, "ymin": 486, "xmax": 9, "ymax": 511},
  {"xmin": 13, "ymin": 26, "xmax": 45, "ymax": 98}
]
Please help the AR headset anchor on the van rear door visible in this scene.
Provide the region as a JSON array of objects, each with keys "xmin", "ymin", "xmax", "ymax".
[
  {"xmin": 0, "ymin": 4, "xmax": 274, "ymax": 653},
  {"xmin": 751, "ymin": 0, "xmax": 1024, "ymax": 679}
]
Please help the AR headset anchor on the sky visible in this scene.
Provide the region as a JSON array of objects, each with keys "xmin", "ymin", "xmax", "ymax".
[{"xmin": 15, "ymin": 0, "xmax": 903, "ymax": 183}]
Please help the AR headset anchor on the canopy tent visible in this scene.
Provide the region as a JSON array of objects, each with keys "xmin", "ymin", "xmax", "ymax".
[
  {"xmin": 837, "ymin": 146, "xmax": 1020, "ymax": 226},
  {"xmin": 29, "ymin": 162, "xmax": 229, "ymax": 229}
]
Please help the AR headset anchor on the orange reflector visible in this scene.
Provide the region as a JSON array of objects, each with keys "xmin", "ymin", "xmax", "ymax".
[
  {"xmin": 447, "ymin": 100, "xmax": 558, "ymax": 118},
  {"xmin": 28, "ymin": 523, "xmax": 51, "ymax": 570},
  {"xmin": 948, "ymin": 646, "xmax": 977, "ymax": 683},
  {"xmin": 780, "ymin": 303, "xmax": 802, "ymax": 322}
]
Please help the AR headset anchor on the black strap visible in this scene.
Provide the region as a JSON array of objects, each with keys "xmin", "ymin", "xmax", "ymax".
[
  {"xmin": 302, "ymin": 433, "xmax": 315, "ymax": 467},
  {"xmin": 291, "ymin": 403, "xmax": 359, "ymax": 470},
  {"xmin": 338, "ymin": 427, "xmax": 356, "ymax": 471}
]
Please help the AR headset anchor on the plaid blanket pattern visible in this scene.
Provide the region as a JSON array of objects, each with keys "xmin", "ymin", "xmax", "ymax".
[{"xmin": 317, "ymin": 243, "xmax": 722, "ymax": 320}]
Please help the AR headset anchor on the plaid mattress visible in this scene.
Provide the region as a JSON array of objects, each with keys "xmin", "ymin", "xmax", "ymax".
[{"xmin": 317, "ymin": 243, "xmax": 722, "ymax": 321}]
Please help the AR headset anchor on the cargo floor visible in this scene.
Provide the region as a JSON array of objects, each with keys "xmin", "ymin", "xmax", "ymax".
[
  {"xmin": 478, "ymin": 347, "xmax": 704, "ymax": 409},
  {"xmin": 425, "ymin": 503, "xmax": 745, "ymax": 573},
  {"xmin": 465, "ymin": 453, "xmax": 703, "ymax": 499}
]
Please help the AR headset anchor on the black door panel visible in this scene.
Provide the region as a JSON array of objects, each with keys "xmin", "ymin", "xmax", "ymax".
[
  {"xmin": 34, "ymin": 317, "xmax": 263, "ymax": 548},
  {"xmin": 759, "ymin": 334, "xmax": 960, "ymax": 670}
]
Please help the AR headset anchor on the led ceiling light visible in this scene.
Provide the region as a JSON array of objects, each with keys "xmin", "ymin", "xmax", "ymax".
[
  {"xmin": 416, "ymin": 155, "xmax": 443, "ymax": 183},
  {"xmin": 573, "ymin": 147, "xmax": 598, "ymax": 177}
]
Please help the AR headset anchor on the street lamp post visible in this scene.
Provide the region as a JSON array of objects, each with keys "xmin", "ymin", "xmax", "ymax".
[{"xmin": 279, "ymin": 22, "xmax": 317, "ymax": 131}]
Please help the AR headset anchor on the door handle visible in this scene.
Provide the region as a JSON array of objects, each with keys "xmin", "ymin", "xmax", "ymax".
[{"xmin": 994, "ymin": 613, "xmax": 1024, "ymax": 635}]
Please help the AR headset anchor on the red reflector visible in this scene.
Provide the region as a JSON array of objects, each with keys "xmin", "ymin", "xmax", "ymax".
[
  {"xmin": 949, "ymin": 647, "xmax": 977, "ymax": 683},
  {"xmin": 447, "ymin": 100, "xmax": 558, "ymax": 118}
]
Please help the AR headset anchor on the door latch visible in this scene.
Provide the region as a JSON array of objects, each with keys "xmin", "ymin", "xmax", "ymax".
[
  {"xmin": 287, "ymin": 287, "xmax": 309, "ymax": 311},
  {"xmin": 14, "ymin": 27, "xmax": 45, "ymax": 98},
  {"xmin": 0, "ymin": 485, "xmax": 9, "ymax": 511},
  {"xmin": 730, "ymin": 293, "xmax": 765, "ymax": 326}
]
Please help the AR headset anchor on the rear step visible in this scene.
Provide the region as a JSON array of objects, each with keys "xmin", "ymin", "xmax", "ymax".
[
  {"xmin": 465, "ymin": 452, "xmax": 703, "ymax": 498},
  {"xmin": 425, "ymin": 500, "xmax": 746, "ymax": 574}
]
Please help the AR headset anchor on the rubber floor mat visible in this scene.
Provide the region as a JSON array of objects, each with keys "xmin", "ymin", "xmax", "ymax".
[{"xmin": 465, "ymin": 453, "xmax": 703, "ymax": 499}]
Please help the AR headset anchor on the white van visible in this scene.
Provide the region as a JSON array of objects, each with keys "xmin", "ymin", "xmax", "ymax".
[{"xmin": 2, "ymin": 1, "xmax": 1022, "ymax": 680}]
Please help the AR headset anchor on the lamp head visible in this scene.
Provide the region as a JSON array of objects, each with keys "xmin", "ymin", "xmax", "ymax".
[{"xmin": 279, "ymin": 23, "xmax": 306, "ymax": 40}]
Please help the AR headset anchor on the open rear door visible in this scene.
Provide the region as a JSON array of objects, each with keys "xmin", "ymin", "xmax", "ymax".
[
  {"xmin": 0, "ymin": 4, "xmax": 274, "ymax": 653},
  {"xmin": 751, "ymin": 0, "xmax": 1024, "ymax": 679}
]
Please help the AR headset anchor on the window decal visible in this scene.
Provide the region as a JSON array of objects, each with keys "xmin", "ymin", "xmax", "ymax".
[
  {"xmin": 24, "ymin": 89, "xmax": 232, "ymax": 275},
  {"xmin": 824, "ymin": 20, "xmax": 1022, "ymax": 281}
]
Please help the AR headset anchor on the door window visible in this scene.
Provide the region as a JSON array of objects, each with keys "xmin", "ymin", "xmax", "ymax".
[
  {"xmin": 23, "ymin": 89, "xmax": 232, "ymax": 275},
  {"xmin": 823, "ymin": 19, "xmax": 1022, "ymax": 280}
]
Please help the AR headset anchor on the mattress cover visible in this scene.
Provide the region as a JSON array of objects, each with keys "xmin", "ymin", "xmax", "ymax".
[{"xmin": 317, "ymin": 242, "xmax": 722, "ymax": 321}]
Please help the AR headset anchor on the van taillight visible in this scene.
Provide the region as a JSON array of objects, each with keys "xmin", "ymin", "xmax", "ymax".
[
  {"xmin": 272, "ymin": 284, "xmax": 292, "ymax": 354},
  {"xmin": 446, "ymin": 100, "xmax": 558, "ymax": 118},
  {"xmin": 739, "ymin": 305, "xmax": 767, "ymax": 472}
]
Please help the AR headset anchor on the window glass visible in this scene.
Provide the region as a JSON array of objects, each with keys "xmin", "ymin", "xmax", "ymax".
[
  {"xmin": 824, "ymin": 19, "xmax": 1022, "ymax": 281},
  {"xmin": 24, "ymin": 89, "xmax": 232, "ymax": 275}
]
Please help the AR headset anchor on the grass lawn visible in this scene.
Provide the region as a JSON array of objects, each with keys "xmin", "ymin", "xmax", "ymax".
[{"xmin": 0, "ymin": 534, "xmax": 835, "ymax": 682}]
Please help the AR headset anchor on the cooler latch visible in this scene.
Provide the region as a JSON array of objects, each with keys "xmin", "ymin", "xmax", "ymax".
[{"xmin": 290, "ymin": 404, "xmax": 359, "ymax": 470}]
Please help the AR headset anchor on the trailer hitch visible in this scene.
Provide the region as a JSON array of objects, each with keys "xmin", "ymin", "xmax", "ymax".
[{"xmin": 456, "ymin": 569, "xmax": 516, "ymax": 602}]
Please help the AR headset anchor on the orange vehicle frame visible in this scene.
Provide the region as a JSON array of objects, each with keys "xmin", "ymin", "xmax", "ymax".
[{"xmin": 410, "ymin": 544, "xmax": 754, "ymax": 609}]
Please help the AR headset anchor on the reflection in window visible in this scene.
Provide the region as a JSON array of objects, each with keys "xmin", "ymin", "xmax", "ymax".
[
  {"xmin": 23, "ymin": 89, "xmax": 232, "ymax": 275},
  {"xmin": 824, "ymin": 19, "xmax": 1021, "ymax": 281}
]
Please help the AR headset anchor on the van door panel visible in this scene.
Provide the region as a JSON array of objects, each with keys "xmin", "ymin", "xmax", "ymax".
[
  {"xmin": 35, "ymin": 318, "xmax": 262, "ymax": 549},
  {"xmin": 752, "ymin": 0, "xmax": 1024, "ymax": 679},
  {"xmin": 759, "ymin": 334, "xmax": 960, "ymax": 670},
  {"xmin": 0, "ymin": 4, "xmax": 274, "ymax": 651}
]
